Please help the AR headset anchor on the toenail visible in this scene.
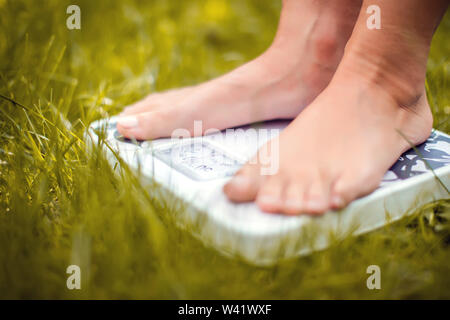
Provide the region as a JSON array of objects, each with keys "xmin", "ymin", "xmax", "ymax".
[
  {"xmin": 229, "ymin": 175, "xmax": 250, "ymax": 188},
  {"xmin": 331, "ymin": 195, "xmax": 345, "ymax": 208},
  {"xmin": 118, "ymin": 116, "xmax": 139, "ymax": 128},
  {"xmin": 306, "ymin": 200, "xmax": 324, "ymax": 212},
  {"xmin": 284, "ymin": 199, "xmax": 303, "ymax": 211},
  {"xmin": 257, "ymin": 195, "xmax": 280, "ymax": 206},
  {"xmin": 121, "ymin": 106, "xmax": 134, "ymax": 113}
]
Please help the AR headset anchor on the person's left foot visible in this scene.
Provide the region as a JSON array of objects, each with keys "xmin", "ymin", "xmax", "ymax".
[
  {"xmin": 223, "ymin": 0, "xmax": 441, "ymax": 215},
  {"xmin": 223, "ymin": 68, "xmax": 433, "ymax": 215}
]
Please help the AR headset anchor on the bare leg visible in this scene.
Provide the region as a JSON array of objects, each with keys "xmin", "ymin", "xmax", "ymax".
[
  {"xmin": 117, "ymin": 0, "xmax": 362, "ymax": 140},
  {"xmin": 224, "ymin": 0, "xmax": 448, "ymax": 215}
]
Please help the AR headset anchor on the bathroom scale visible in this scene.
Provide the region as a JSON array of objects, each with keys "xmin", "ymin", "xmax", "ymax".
[{"xmin": 88, "ymin": 116, "xmax": 450, "ymax": 265}]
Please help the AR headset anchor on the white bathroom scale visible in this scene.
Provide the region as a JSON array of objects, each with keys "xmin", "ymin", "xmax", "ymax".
[{"xmin": 88, "ymin": 116, "xmax": 450, "ymax": 265}]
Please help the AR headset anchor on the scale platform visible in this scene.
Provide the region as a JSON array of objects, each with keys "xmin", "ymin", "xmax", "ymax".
[{"xmin": 88, "ymin": 116, "xmax": 450, "ymax": 265}]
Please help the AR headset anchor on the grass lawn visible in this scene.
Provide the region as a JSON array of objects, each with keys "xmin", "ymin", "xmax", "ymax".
[{"xmin": 0, "ymin": 0, "xmax": 449, "ymax": 299}]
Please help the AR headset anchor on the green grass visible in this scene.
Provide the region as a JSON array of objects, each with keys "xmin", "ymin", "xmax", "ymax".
[{"xmin": 0, "ymin": 0, "xmax": 449, "ymax": 299}]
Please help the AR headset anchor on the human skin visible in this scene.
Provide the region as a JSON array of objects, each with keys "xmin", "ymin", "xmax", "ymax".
[
  {"xmin": 224, "ymin": 0, "xmax": 448, "ymax": 215},
  {"xmin": 117, "ymin": 0, "xmax": 448, "ymax": 215},
  {"xmin": 116, "ymin": 0, "xmax": 362, "ymax": 139}
]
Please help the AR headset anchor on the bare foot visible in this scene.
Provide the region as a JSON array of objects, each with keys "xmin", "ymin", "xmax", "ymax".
[
  {"xmin": 117, "ymin": 0, "xmax": 361, "ymax": 140},
  {"xmin": 224, "ymin": 0, "xmax": 446, "ymax": 215},
  {"xmin": 223, "ymin": 76, "xmax": 432, "ymax": 215}
]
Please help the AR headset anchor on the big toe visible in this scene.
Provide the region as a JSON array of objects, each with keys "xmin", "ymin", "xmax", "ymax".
[
  {"xmin": 117, "ymin": 110, "xmax": 173, "ymax": 140},
  {"xmin": 223, "ymin": 164, "xmax": 261, "ymax": 203},
  {"xmin": 120, "ymin": 94, "xmax": 161, "ymax": 116},
  {"xmin": 121, "ymin": 88, "xmax": 192, "ymax": 116}
]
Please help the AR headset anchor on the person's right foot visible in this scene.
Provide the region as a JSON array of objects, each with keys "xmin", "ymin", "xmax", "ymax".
[{"xmin": 117, "ymin": 0, "xmax": 362, "ymax": 140}]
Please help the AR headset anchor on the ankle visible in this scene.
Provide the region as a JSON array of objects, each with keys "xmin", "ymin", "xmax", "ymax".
[
  {"xmin": 339, "ymin": 39, "xmax": 430, "ymax": 108},
  {"xmin": 271, "ymin": 2, "xmax": 360, "ymax": 70},
  {"xmin": 333, "ymin": 52, "xmax": 433, "ymax": 146}
]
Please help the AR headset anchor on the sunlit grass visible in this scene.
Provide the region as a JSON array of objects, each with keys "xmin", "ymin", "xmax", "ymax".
[{"xmin": 0, "ymin": 0, "xmax": 449, "ymax": 299}]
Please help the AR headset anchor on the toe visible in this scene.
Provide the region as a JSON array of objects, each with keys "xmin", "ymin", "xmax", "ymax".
[
  {"xmin": 120, "ymin": 94, "xmax": 162, "ymax": 116},
  {"xmin": 121, "ymin": 88, "xmax": 191, "ymax": 116},
  {"xmin": 256, "ymin": 176, "xmax": 285, "ymax": 213},
  {"xmin": 117, "ymin": 110, "xmax": 172, "ymax": 140},
  {"xmin": 304, "ymin": 175, "xmax": 331, "ymax": 215},
  {"xmin": 282, "ymin": 182, "xmax": 306, "ymax": 215},
  {"xmin": 330, "ymin": 178, "xmax": 359, "ymax": 209},
  {"xmin": 223, "ymin": 164, "xmax": 261, "ymax": 203},
  {"xmin": 330, "ymin": 170, "xmax": 382, "ymax": 209}
]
